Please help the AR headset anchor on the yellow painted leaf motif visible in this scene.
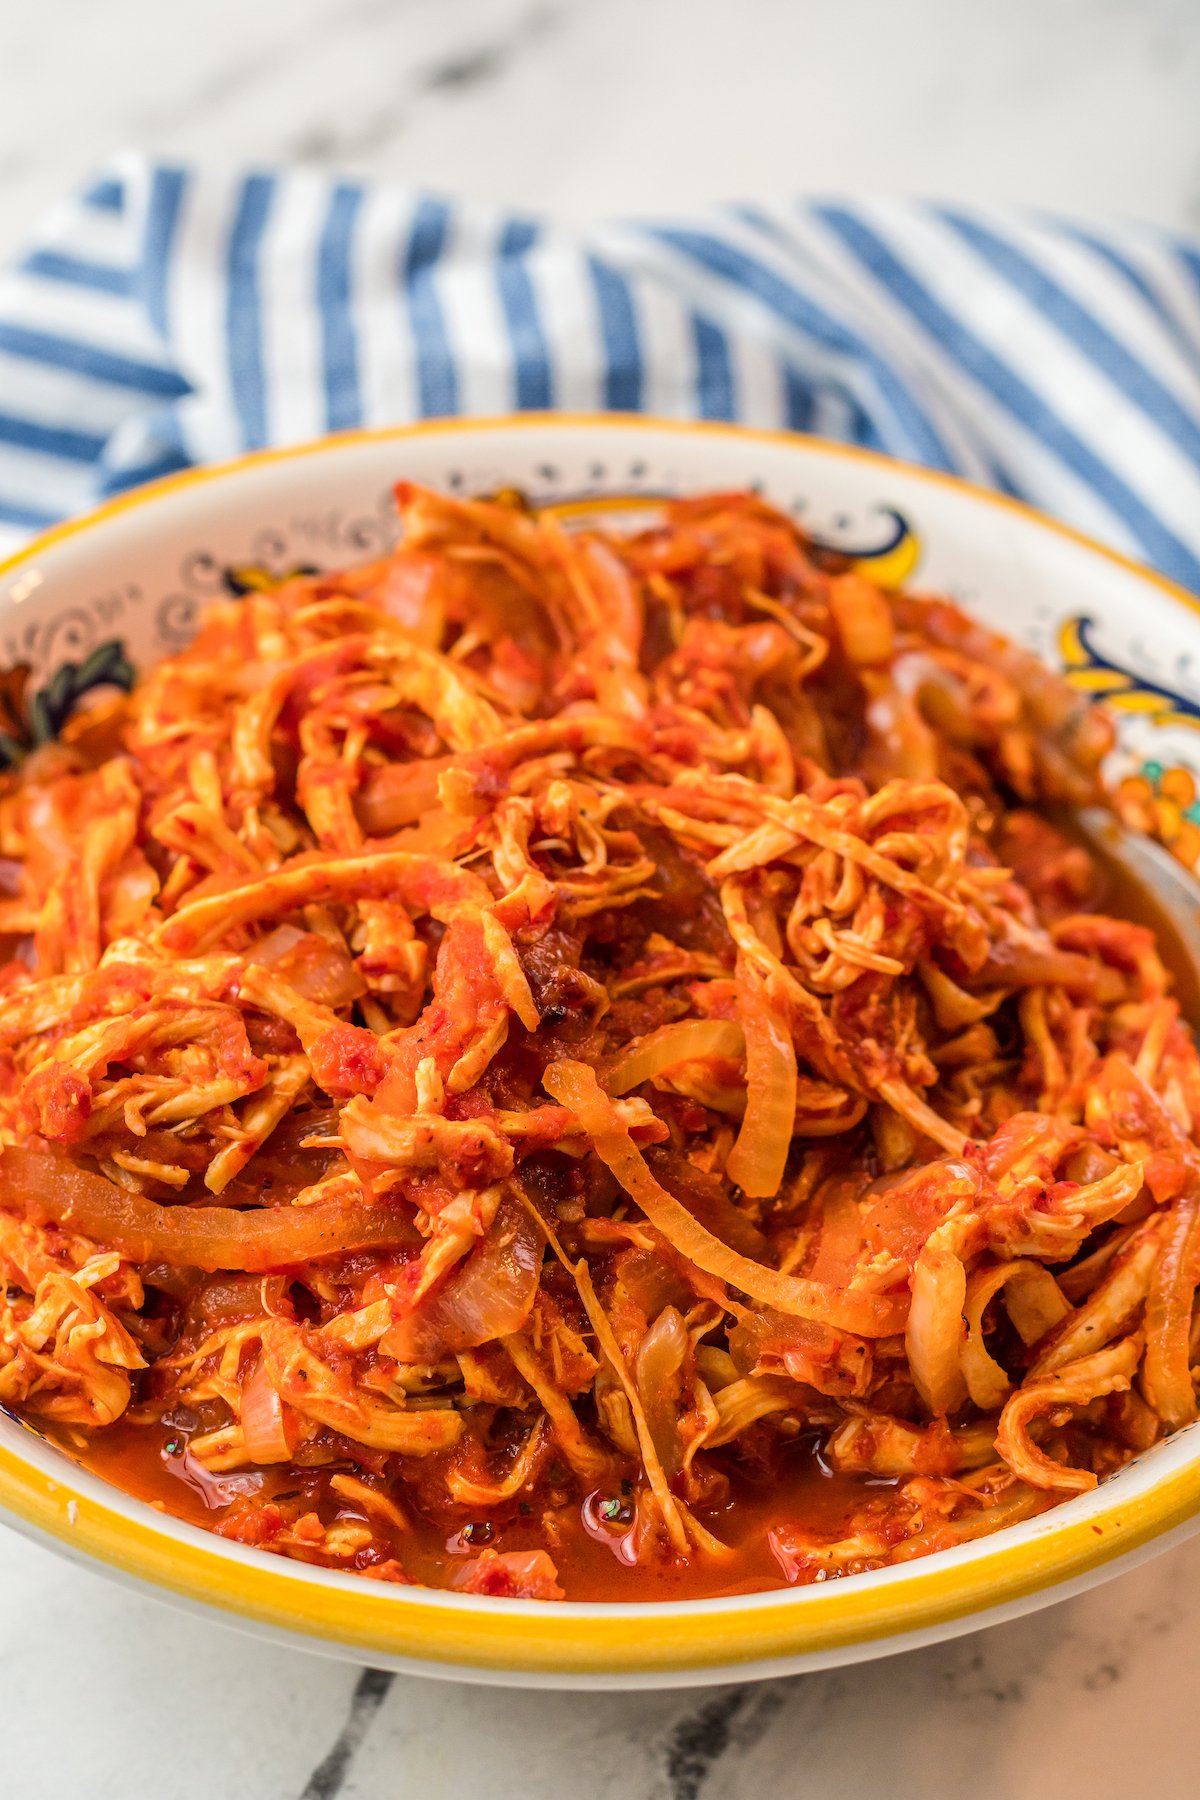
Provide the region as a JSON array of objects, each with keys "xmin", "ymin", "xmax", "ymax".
[
  {"xmin": 223, "ymin": 562, "xmax": 319, "ymax": 596},
  {"xmin": 1058, "ymin": 615, "xmax": 1200, "ymax": 732},
  {"xmin": 841, "ymin": 510, "xmax": 922, "ymax": 590}
]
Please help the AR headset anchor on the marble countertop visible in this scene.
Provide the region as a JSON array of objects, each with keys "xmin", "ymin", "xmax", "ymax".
[
  {"xmin": 1, "ymin": 1, "xmax": 1199, "ymax": 1795},
  {"xmin": 1, "ymin": 0, "xmax": 1198, "ymax": 252}
]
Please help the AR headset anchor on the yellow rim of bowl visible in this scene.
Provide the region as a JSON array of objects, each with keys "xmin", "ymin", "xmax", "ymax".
[{"xmin": 2, "ymin": 412, "xmax": 1200, "ymax": 1677}]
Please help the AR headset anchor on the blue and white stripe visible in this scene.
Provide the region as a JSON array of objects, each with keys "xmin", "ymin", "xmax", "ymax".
[{"xmin": 1, "ymin": 152, "xmax": 1198, "ymax": 593}]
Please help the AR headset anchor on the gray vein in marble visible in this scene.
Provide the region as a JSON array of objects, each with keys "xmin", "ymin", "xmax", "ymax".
[
  {"xmin": 661, "ymin": 1687, "xmax": 749, "ymax": 1800},
  {"xmin": 285, "ymin": 0, "xmax": 566, "ymax": 164},
  {"xmin": 421, "ymin": 0, "xmax": 562, "ymax": 92},
  {"xmin": 131, "ymin": 0, "xmax": 553, "ymax": 143},
  {"xmin": 297, "ymin": 1667, "xmax": 394, "ymax": 1800}
]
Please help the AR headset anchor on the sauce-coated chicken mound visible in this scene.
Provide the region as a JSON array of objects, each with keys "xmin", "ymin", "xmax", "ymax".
[{"xmin": 0, "ymin": 484, "xmax": 1192, "ymax": 1601}]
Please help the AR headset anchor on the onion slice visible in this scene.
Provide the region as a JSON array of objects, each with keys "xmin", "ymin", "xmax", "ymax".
[
  {"xmin": 543, "ymin": 1061, "xmax": 906, "ymax": 1336},
  {"xmin": 603, "ymin": 1019, "xmax": 744, "ymax": 1097},
  {"xmin": 1143, "ymin": 1181, "xmax": 1200, "ymax": 1427},
  {"xmin": 1, "ymin": 1144, "xmax": 418, "ymax": 1272},
  {"xmin": 726, "ymin": 979, "xmax": 796, "ymax": 1198},
  {"xmin": 634, "ymin": 1305, "xmax": 689, "ymax": 1475},
  {"xmin": 239, "ymin": 1356, "xmax": 299, "ymax": 1463},
  {"xmin": 382, "ymin": 1193, "xmax": 543, "ymax": 1362},
  {"xmin": 247, "ymin": 924, "xmax": 365, "ymax": 1008}
]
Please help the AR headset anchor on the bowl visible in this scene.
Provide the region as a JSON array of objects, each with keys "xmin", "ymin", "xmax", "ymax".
[{"xmin": 2, "ymin": 413, "xmax": 1199, "ymax": 1690}]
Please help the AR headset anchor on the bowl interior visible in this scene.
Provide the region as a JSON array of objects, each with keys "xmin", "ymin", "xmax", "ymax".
[{"xmin": 3, "ymin": 415, "xmax": 1200, "ymax": 1682}]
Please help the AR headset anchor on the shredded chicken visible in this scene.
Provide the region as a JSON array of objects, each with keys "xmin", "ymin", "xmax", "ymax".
[{"xmin": 0, "ymin": 481, "xmax": 1189, "ymax": 1601}]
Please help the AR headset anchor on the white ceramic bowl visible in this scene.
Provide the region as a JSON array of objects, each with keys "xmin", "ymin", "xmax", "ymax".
[{"xmin": 2, "ymin": 415, "xmax": 1200, "ymax": 1690}]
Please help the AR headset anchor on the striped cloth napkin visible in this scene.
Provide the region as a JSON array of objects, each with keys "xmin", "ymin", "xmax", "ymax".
[{"xmin": 1, "ymin": 151, "xmax": 1199, "ymax": 593}]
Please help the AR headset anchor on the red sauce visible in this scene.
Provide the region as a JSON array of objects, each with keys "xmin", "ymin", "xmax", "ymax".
[{"xmin": 69, "ymin": 1422, "xmax": 871, "ymax": 1602}]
